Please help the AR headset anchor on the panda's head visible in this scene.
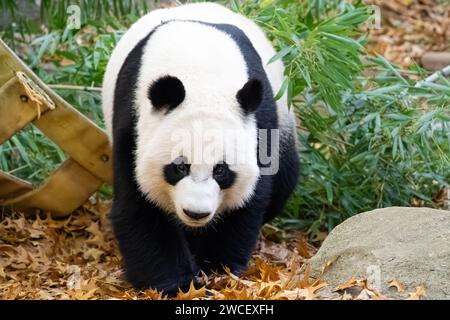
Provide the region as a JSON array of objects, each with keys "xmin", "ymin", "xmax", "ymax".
[{"xmin": 134, "ymin": 75, "xmax": 263, "ymax": 228}]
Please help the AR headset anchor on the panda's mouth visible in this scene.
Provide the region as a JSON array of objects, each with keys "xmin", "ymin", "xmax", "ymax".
[
  {"xmin": 178, "ymin": 208, "xmax": 215, "ymax": 227},
  {"xmin": 182, "ymin": 209, "xmax": 211, "ymax": 220}
]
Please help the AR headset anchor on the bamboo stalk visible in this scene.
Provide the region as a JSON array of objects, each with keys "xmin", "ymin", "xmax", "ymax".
[
  {"xmin": 415, "ymin": 65, "xmax": 450, "ymax": 88},
  {"xmin": 47, "ymin": 84, "xmax": 102, "ymax": 92}
]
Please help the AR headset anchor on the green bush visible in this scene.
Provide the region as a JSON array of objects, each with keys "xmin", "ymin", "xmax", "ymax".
[
  {"xmin": 237, "ymin": 0, "xmax": 449, "ymax": 232},
  {"xmin": 1, "ymin": 0, "xmax": 448, "ymax": 235}
]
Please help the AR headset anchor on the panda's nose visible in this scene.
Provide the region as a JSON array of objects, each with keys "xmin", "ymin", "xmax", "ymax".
[{"xmin": 183, "ymin": 209, "xmax": 211, "ymax": 220}]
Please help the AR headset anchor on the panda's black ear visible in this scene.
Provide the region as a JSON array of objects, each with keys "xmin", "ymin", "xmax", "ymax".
[
  {"xmin": 236, "ymin": 78, "xmax": 263, "ymax": 115},
  {"xmin": 148, "ymin": 76, "xmax": 185, "ymax": 113}
]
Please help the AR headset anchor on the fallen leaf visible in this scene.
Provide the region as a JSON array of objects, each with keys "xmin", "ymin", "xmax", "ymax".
[
  {"xmin": 406, "ymin": 286, "xmax": 426, "ymax": 300},
  {"xmin": 86, "ymin": 221, "xmax": 110, "ymax": 250},
  {"xmin": 355, "ymin": 287, "xmax": 389, "ymax": 300},
  {"xmin": 296, "ymin": 237, "xmax": 311, "ymax": 258},
  {"xmin": 317, "ymin": 256, "xmax": 337, "ymax": 279},
  {"xmin": 261, "ymin": 224, "xmax": 285, "ymax": 243},
  {"xmin": 388, "ymin": 279, "xmax": 406, "ymax": 292},
  {"xmin": 335, "ymin": 277, "xmax": 368, "ymax": 291},
  {"xmin": 175, "ymin": 281, "xmax": 208, "ymax": 300},
  {"xmin": 259, "ymin": 240, "xmax": 290, "ymax": 261}
]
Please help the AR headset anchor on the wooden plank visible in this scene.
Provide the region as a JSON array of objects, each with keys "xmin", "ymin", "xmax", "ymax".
[
  {"xmin": 0, "ymin": 38, "xmax": 113, "ymax": 216},
  {"xmin": 0, "ymin": 171, "xmax": 33, "ymax": 200},
  {"xmin": 0, "ymin": 39, "xmax": 113, "ymax": 185},
  {"xmin": 0, "ymin": 77, "xmax": 48, "ymax": 144},
  {"xmin": 33, "ymin": 102, "xmax": 113, "ymax": 185},
  {"xmin": 2, "ymin": 159, "xmax": 103, "ymax": 216}
]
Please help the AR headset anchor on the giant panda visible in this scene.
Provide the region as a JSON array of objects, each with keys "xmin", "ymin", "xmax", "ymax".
[{"xmin": 102, "ymin": 2, "xmax": 299, "ymax": 293}]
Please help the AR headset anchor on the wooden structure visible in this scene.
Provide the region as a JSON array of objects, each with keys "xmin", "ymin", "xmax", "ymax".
[{"xmin": 0, "ymin": 39, "xmax": 112, "ymax": 216}]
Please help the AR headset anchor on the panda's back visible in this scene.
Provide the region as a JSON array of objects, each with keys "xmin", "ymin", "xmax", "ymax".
[{"xmin": 102, "ymin": 3, "xmax": 294, "ymax": 140}]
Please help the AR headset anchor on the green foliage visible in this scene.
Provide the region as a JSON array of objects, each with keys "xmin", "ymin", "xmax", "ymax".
[
  {"xmin": 39, "ymin": 0, "xmax": 155, "ymax": 30},
  {"xmin": 0, "ymin": 125, "xmax": 66, "ymax": 183},
  {"xmin": 28, "ymin": 29, "xmax": 120, "ymax": 128},
  {"xmin": 236, "ymin": 0, "xmax": 370, "ymax": 111},
  {"xmin": 234, "ymin": 0, "xmax": 449, "ymax": 233},
  {"xmin": 0, "ymin": 0, "xmax": 448, "ymax": 233}
]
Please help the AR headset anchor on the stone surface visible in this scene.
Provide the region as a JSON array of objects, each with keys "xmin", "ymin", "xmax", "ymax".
[
  {"xmin": 422, "ymin": 52, "xmax": 450, "ymax": 71},
  {"xmin": 310, "ymin": 207, "xmax": 450, "ymax": 299}
]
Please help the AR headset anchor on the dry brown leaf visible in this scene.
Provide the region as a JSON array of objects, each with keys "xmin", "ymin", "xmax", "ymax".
[
  {"xmin": 406, "ymin": 286, "xmax": 427, "ymax": 300},
  {"xmin": 261, "ymin": 224, "xmax": 285, "ymax": 243},
  {"xmin": 317, "ymin": 256, "xmax": 337, "ymax": 279},
  {"xmin": 83, "ymin": 248, "xmax": 105, "ymax": 262},
  {"xmin": 335, "ymin": 277, "xmax": 368, "ymax": 291},
  {"xmin": 70, "ymin": 288, "xmax": 98, "ymax": 300},
  {"xmin": 59, "ymin": 58, "xmax": 75, "ymax": 66},
  {"xmin": 276, "ymin": 279, "xmax": 327, "ymax": 300},
  {"xmin": 175, "ymin": 281, "xmax": 208, "ymax": 300},
  {"xmin": 259, "ymin": 240, "xmax": 290, "ymax": 261},
  {"xmin": 388, "ymin": 279, "xmax": 406, "ymax": 292},
  {"xmin": 86, "ymin": 221, "xmax": 110, "ymax": 250},
  {"xmin": 355, "ymin": 287, "xmax": 389, "ymax": 300},
  {"xmin": 248, "ymin": 257, "xmax": 283, "ymax": 282},
  {"xmin": 296, "ymin": 237, "xmax": 311, "ymax": 258},
  {"xmin": 212, "ymin": 287, "xmax": 255, "ymax": 300}
]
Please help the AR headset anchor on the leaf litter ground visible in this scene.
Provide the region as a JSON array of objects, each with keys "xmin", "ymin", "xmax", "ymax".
[{"xmin": 0, "ymin": 199, "xmax": 425, "ymax": 300}]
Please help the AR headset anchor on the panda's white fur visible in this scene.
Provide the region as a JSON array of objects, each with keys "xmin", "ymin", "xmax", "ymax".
[{"xmin": 102, "ymin": 3, "xmax": 295, "ymax": 227}]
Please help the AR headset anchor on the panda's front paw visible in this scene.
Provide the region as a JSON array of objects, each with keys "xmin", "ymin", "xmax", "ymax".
[
  {"xmin": 127, "ymin": 272, "xmax": 201, "ymax": 297},
  {"xmin": 227, "ymin": 263, "xmax": 249, "ymax": 276},
  {"xmin": 160, "ymin": 276, "xmax": 204, "ymax": 298},
  {"xmin": 200, "ymin": 261, "xmax": 248, "ymax": 276}
]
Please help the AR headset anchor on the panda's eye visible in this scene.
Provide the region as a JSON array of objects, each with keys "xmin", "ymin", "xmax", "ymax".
[
  {"xmin": 172, "ymin": 156, "xmax": 189, "ymax": 175},
  {"xmin": 176, "ymin": 163, "xmax": 188, "ymax": 174},
  {"xmin": 213, "ymin": 162, "xmax": 236, "ymax": 189},
  {"xmin": 213, "ymin": 163, "xmax": 228, "ymax": 179}
]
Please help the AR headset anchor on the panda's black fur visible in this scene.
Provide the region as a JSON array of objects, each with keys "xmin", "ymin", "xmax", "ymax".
[{"xmin": 110, "ymin": 20, "xmax": 299, "ymax": 294}]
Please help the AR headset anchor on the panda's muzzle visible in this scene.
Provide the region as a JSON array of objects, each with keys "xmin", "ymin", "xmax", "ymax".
[{"xmin": 182, "ymin": 209, "xmax": 211, "ymax": 220}]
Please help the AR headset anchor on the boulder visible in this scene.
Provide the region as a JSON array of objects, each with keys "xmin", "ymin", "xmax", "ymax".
[{"xmin": 310, "ymin": 207, "xmax": 450, "ymax": 299}]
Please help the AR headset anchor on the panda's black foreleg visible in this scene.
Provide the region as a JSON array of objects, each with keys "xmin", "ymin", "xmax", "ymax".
[
  {"xmin": 191, "ymin": 178, "xmax": 271, "ymax": 275},
  {"xmin": 110, "ymin": 196, "xmax": 199, "ymax": 295},
  {"xmin": 191, "ymin": 207, "xmax": 263, "ymax": 275}
]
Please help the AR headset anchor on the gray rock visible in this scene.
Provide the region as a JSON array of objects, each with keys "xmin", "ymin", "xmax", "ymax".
[{"xmin": 310, "ymin": 207, "xmax": 450, "ymax": 299}]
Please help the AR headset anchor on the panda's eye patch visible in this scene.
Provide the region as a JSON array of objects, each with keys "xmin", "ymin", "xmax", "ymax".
[
  {"xmin": 163, "ymin": 156, "xmax": 190, "ymax": 186},
  {"xmin": 213, "ymin": 163, "xmax": 236, "ymax": 189}
]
